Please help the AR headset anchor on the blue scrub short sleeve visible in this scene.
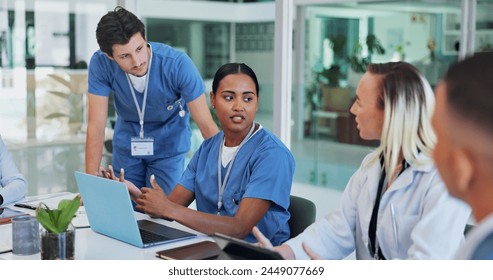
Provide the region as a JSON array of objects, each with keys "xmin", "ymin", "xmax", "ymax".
[
  {"xmin": 173, "ymin": 52, "xmax": 206, "ymax": 103},
  {"xmin": 242, "ymin": 146, "xmax": 294, "ymax": 211},
  {"xmin": 88, "ymin": 51, "xmax": 113, "ymax": 97},
  {"xmin": 179, "ymin": 143, "xmax": 203, "ymax": 193}
]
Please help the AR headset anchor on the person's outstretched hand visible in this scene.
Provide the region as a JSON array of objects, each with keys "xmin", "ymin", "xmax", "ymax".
[
  {"xmin": 100, "ymin": 164, "xmax": 123, "ymax": 181},
  {"xmin": 252, "ymin": 226, "xmax": 274, "ymax": 249},
  {"xmin": 100, "ymin": 165, "xmax": 142, "ymax": 201},
  {"xmin": 252, "ymin": 226, "xmax": 298, "ymax": 259},
  {"xmin": 302, "ymin": 242, "xmax": 321, "ymax": 260},
  {"xmin": 253, "ymin": 226, "xmax": 310, "ymax": 260}
]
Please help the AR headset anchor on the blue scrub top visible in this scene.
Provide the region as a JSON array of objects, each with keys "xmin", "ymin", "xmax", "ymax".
[
  {"xmin": 88, "ymin": 42, "xmax": 205, "ymax": 158},
  {"xmin": 179, "ymin": 127, "xmax": 295, "ymax": 246}
]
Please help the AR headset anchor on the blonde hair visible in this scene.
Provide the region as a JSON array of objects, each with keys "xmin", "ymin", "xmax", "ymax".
[{"xmin": 367, "ymin": 62, "xmax": 436, "ymax": 182}]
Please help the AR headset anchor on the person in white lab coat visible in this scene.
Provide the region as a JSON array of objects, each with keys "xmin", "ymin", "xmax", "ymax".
[
  {"xmin": 0, "ymin": 135, "xmax": 27, "ymax": 205},
  {"xmin": 254, "ymin": 61, "xmax": 471, "ymax": 260}
]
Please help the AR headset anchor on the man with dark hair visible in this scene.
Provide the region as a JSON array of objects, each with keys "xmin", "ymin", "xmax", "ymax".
[
  {"xmin": 432, "ymin": 51, "xmax": 493, "ymax": 259},
  {"xmin": 86, "ymin": 6, "xmax": 219, "ymax": 194}
]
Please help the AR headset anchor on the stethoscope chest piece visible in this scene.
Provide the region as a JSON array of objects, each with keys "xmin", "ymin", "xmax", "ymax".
[
  {"xmin": 177, "ymin": 99, "xmax": 185, "ymax": 118},
  {"xmin": 167, "ymin": 99, "xmax": 185, "ymax": 117}
]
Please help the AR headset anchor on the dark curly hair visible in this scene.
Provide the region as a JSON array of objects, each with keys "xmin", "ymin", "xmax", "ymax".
[{"xmin": 95, "ymin": 6, "xmax": 145, "ymax": 56}]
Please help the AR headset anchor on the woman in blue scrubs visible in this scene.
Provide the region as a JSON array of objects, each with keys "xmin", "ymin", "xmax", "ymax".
[
  {"xmin": 121, "ymin": 63, "xmax": 295, "ymax": 245},
  {"xmin": 86, "ymin": 7, "xmax": 219, "ymax": 195}
]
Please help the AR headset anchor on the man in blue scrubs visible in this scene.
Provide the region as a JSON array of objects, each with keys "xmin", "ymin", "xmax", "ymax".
[
  {"xmin": 432, "ymin": 52, "xmax": 493, "ymax": 259},
  {"xmin": 86, "ymin": 6, "xmax": 219, "ymax": 194}
]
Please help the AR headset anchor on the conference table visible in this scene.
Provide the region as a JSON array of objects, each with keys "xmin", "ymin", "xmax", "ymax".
[{"xmin": 0, "ymin": 192, "xmax": 211, "ymax": 260}]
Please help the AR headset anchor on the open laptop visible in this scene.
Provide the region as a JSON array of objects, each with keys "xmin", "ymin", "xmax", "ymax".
[{"xmin": 74, "ymin": 171, "xmax": 196, "ymax": 248}]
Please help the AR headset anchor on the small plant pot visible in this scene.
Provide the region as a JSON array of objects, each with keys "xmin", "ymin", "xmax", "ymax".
[
  {"xmin": 40, "ymin": 225, "xmax": 75, "ymax": 260},
  {"xmin": 320, "ymin": 86, "xmax": 353, "ymax": 112}
]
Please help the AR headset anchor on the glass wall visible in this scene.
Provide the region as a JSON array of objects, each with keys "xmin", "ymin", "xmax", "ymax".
[
  {"xmin": 0, "ymin": 0, "xmax": 278, "ymax": 195},
  {"xmin": 0, "ymin": 0, "xmax": 116, "ymax": 195},
  {"xmin": 1, "ymin": 0, "xmax": 491, "ymax": 196},
  {"xmin": 290, "ymin": 0, "xmax": 493, "ymax": 191},
  {"xmin": 0, "ymin": 0, "xmax": 114, "ymax": 140},
  {"xmin": 142, "ymin": 18, "xmax": 277, "ymax": 132}
]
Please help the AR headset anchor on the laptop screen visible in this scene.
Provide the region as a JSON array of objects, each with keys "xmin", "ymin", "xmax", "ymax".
[{"xmin": 74, "ymin": 171, "xmax": 195, "ymax": 248}]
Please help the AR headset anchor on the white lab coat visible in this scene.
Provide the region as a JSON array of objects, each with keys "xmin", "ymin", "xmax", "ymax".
[{"xmin": 285, "ymin": 152, "xmax": 471, "ymax": 259}]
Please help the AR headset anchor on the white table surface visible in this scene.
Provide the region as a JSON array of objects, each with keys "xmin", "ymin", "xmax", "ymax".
[{"xmin": 0, "ymin": 192, "xmax": 211, "ymax": 260}]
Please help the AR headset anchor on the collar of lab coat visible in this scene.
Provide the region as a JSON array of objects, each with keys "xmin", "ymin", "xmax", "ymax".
[{"xmin": 366, "ymin": 151, "xmax": 435, "ymax": 193}]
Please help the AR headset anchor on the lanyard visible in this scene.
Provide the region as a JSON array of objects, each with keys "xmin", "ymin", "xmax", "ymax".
[
  {"xmin": 369, "ymin": 159, "xmax": 387, "ymax": 260},
  {"xmin": 369, "ymin": 155, "xmax": 409, "ymax": 260},
  {"xmin": 125, "ymin": 45, "xmax": 153, "ymax": 139},
  {"xmin": 216, "ymin": 123, "xmax": 256, "ymax": 215}
]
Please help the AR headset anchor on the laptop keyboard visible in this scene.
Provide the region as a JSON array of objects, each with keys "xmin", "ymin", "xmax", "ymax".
[
  {"xmin": 140, "ymin": 229, "xmax": 170, "ymax": 243},
  {"xmin": 137, "ymin": 220, "xmax": 196, "ymax": 245}
]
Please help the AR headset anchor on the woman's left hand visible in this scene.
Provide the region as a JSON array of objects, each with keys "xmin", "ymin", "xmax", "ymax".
[
  {"xmin": 252, "ymin": 226, "xmax": 274, "ymax": 249},
  {"xmin": 302, "ymin": 242, "xmax": 321, "ymax": 260}
]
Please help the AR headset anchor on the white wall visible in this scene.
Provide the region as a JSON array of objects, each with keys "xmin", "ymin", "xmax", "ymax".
[
  {"xmin": 373, "ymin": 14, "xmax": 432, "ymax": 63},
  {"xmin": 139, "ymin": 0, "xmax": 275, "ymax": 23},
  {"xmin": 74, "ymin": 1, "xmax": 117, "ymax": 64}
]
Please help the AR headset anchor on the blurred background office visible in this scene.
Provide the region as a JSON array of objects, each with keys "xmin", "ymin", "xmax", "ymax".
[{"xmin": 0, "ymin": 0, "xmax": 491, "ymax": 219}]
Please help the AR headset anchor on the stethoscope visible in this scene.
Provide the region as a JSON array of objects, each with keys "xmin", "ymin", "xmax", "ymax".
[
  {"xmin": 166, "ymin": 98, "xmax": 186, "ymax": 118},
  {"xmin": 126, "ymin": 44, "xmax": 186, "ymax": 139},
  {"xmin": 127, "ymin": 43, "xmax": 186, "ymax": 122}
]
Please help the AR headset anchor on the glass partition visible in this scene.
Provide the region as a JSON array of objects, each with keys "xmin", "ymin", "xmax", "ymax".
[
  {"xmin": 474, "ymin": 1, "xmax": 493, "ymax": 53},
  {"xmin": 0, "ymin": 0, "xmax": 277, "ymax": 195},
  {"xmin": 1, "ymin": 0, "xmax": 490, "ymax": 196},
  {"xmin": 0, "ymin": 0, "xmax": 116, "ymax": 195},
  {"xmin": 144, "ymin": 17, "xmax": 276, "ymax": 132},
  {"xmin": 291, "ymin": 0, "xmax": 469, "ymax": 190}
]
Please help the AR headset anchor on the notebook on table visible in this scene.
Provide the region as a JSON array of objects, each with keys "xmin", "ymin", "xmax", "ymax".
[
  {"xmin": 74, "ymin": 171, "xmax": 196, "ymax": 248},
  {"xmin": 155, "ymin": 240, "xmax": 221, "ymax": 260}
]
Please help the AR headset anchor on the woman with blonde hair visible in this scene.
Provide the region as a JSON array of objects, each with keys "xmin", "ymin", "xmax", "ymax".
[{"xmin": 255, "ymin": 62, "xmax": 470, "ymax": 259}]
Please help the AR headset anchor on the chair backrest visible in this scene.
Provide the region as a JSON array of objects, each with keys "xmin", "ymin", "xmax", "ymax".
[{"xmin": 288, "ymin": 195, "xmax": 316, "ymax": 238}]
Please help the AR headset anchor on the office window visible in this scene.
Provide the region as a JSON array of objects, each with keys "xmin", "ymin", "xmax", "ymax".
[{"xmin": 291, "ymin": 0, "xmax": 470, "ymax": 190}]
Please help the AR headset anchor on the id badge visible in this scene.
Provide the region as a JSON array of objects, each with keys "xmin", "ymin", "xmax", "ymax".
[{"xmin": 131, "ymin": 137, "xmax": 154, "ymax": 156}]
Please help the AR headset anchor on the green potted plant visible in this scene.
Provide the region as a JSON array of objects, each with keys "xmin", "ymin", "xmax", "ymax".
[
  {"xmin": 318, "ymin": 34, "xmax": 347, "ymax": 87},
  {"xmin": 348, "ymin": 34, "xmax": 386, "ymax": 73},
  {"xmin": 44, "ymin": 70, "xmax": 87, "ymax": 134},
  {"xmin": 346, "ymin": 34, "xmax": 386, "ymax": 89},
  {"xmin": 315, "ymin": 34, "xmax": 354, "ymax": 112},
  {"xmin": 318, "ymin": 64, "xmax": 343, "ymax": 88},
  {"xmin": 36, "ymin": 194, "xmax": 80, "ymax": 260},
  {"xmin": 303, "ymin": 81, "xmax": 322, "ymax": 136}
]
